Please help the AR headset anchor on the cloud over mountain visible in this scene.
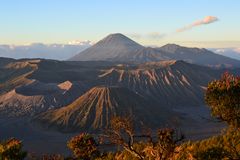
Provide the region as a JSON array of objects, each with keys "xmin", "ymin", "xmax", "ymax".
[
  {"xmin": 210, "ymin": 47, "xmax": 240, "ymax": 60},
  {"xmin": 128, "ymin": 32, "xmax": 165, "ymax": 40},
  {"xmin": 68, "ymin": 40, "xmax": 93, "ymax": 45},
  {"xmin": 147, "ymin": 32, "xmax": 166, "ymax": 39},
  {"xmin": 234, "ymin": 48, "xmax": 240, "ymax": 53},
  {"xmin": 177, "ymin": 16, "xmax": 219, "ymax": 33}
]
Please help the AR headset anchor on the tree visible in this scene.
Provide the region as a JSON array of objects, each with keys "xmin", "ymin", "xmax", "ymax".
[
  {"xmin": 205, "ymin": 72, "xmax": 240, "ymax": 128},
  {"xmin": 104, "ymin": 116, "xmax": 145, "ymax": 159},
  {"xmin": 143, "ymin": 128, "xmax": 184, "ymax": 160},
  {"xmin": 0, "ymin": 138, "xmax": 27, "ymax": 160},
  {"xmin": 67, "ymin": 133, "xmax": 99, "ymax": 160},
  {"xmin": 103, "ymin": 116, "xmax": 184, "ymax": 160}
]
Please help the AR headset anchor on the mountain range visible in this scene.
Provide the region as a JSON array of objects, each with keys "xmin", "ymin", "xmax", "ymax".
[
  {"xmin": 70, "ymin": 33, "xmax": 240, "ymax": 68},
  {"xmin": 0, "ymin": 33, "xmax": 240, "ymax": 132},
  {"xmin": 0, "ymin": 57, "xmax": 239, "ymax": 132}
]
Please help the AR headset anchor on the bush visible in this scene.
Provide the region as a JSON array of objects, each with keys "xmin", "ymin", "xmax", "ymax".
[
  {"xmin": 205, "ymin": 72, "xmax": 240, "ymax": 128},
  {"xmin": 176, "ymin": 127, "xmax": 240, "ymax": 160},
  {"xmin": 0, "ymin": 138, "xmax": 27, "ymax": 160},
  {"xmin": 67, "ymin": 133, "xmax": 100, "ymax": 160}
]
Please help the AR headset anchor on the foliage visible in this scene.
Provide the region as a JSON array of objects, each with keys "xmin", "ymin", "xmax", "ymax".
[
  {"xmin": 0, "ymin": 138, "xmax": 27, "ymax": 160},
  {"xmin": 95, "ymin": 152, "xmax": 115, "ymax": 160},
  {"xmin": 67, "ymin": 133, "xmax": 100, "ymax": 160},
  {"xmin": 176, "ymin": 127, "xmax": 240, "ymax": 160},
  {"xmin": 205, "ymin": 72, "xmax": 240, "ymax": 128}
]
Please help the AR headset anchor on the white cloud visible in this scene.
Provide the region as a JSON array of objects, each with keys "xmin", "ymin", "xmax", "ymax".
[
  {"xmin": 68, "ymin": 40, "xmax": 93, "ymax": 46},
  {"xmin": 128, "ymin": 32, "xmax": 165, "ymax": 40},
  {"xmin": 127, "ymin": 33, "xmax": 142, "ymax": 39},
  {"xmin": 210, "ymin": 48, "xmax": 240, "ymax": 60},
  {"xmin": 147, "ymin": 32, "xmax": 166, "ymax": 39},
  {"xmin": 177, "ymin": 16, "xmax": 219, "ymax": 33},
  {"xmin": 233, "ymin": 48, "xmax": 240, "ymax": 53},
  {"xmin": 215, "ymin": 49, "xmax": 225, "ymax": 53}
]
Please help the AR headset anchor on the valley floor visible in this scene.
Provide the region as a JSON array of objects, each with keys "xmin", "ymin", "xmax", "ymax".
[
  {"xmin": 0, "ymin": 106, "xmax": 226, "ymax": 156},
  {"xmin": 0, "ymin": 117, "xmax": 76, "ymax": 156}
]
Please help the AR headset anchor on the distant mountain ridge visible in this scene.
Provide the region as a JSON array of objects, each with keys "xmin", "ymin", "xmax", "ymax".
[
  {"xmin": 70, "ymin": 33, "xmax": 240, "ymax": 68},
  {"xmin": 157, "ymin": 44, "xmax": 240, "ymax": 68}
]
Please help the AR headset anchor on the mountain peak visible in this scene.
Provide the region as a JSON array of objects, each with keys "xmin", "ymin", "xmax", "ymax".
[
  {"xmin": 69, "ymin": 33, "xmax": 144, "ymax": 61},
  {"xmin": 160, "ymin": 44, "xmax": 182, "ymax": 53},
  {"xmin": 97, "ymin": 33, "xmax": 143, "ymax": 47},
  {"xmin": 106, "ymin": 33, "xmax": 128, "ymax": 38},
  {"xmin": 160, "ymin": 43, "xmax": 206, "ymax": 52},
  {"xmin": 163, "ymin": 43, "xmax": 181, "ymax": 48}
]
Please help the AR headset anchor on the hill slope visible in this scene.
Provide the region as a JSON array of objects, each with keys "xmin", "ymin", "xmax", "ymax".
[
  {"xmin": 0, "ymin": 80, "xmax": 88, "ymax": 117},
  {"xmin": 97, "ymin": 60, "xmax": 221, "ymax": 107},
  {"xmin": 34, "ymin": 86, "xmax": 172, "ymax": 132}
]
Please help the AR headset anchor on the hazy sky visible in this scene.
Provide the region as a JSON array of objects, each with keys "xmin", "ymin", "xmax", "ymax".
[{"xmin": 0, "ymin": 0, "xmax": 240, "ymax": 47}]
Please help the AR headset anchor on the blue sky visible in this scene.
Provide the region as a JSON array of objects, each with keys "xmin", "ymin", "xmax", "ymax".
[{"xmin": 0, "ymin": 0, "xmax": 240, "ymax": 47}]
